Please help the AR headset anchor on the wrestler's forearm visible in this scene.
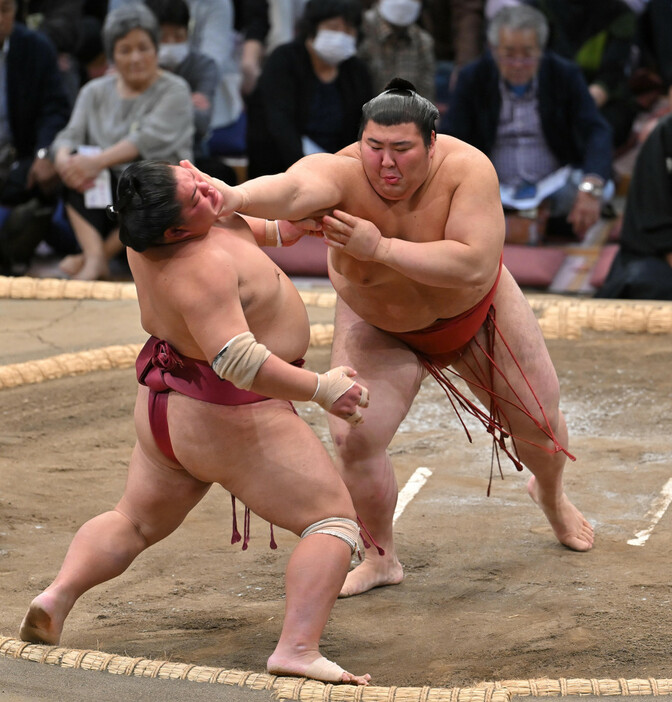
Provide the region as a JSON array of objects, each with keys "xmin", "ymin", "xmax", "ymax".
[
  {"xmin": 251, "ymin": 354, "xmax": 318, "ymax": 401},
  {"xmin": 234, "ymin": 175, "xmax": 335, "ymax": 221},
  {"xmin": 374, "ymin": 237, "xmax": 499, "ymax": 288}
]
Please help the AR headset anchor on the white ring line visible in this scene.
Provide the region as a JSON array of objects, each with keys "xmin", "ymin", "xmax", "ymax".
[
  {"xmin": 393, "ymin": 466, "xmax": 433, "ymax": 524},
  {"xmin": 627, "ymin": 477, "xmax": 672, "ymax": 546}
]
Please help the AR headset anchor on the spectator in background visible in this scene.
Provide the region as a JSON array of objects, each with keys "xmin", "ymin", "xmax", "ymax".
[
  {"xmin": 443, "ymin": 5, "xmax": 613, "ymax": 243},
  {"xmin": 528, "ymin": 0, "xmax": 639, "ymax": 150},
  {"xmin": 627, "ymin": 0, "xmax": 672, "ymax": 138},
  {"xmin": 50, "ymin": 4, "xmax": 193, "ymax": 281},
  {"xmin": 111, "ymin": 0, "xmax": 245, "ymax": 159},
  {"xmin": 359, "ymin": 0, "xmax": 435, "ymax": 100},
  {"xmin": 0, "ymin": 0, "xmax": 71, "ymax": 276},
  {"xmin": 144, "ymin": 0, "xmax": 235, "ymax": 184},
  {"xmin": 596, "ymin": 113, "xmax": 672, "ymax": 300},
  {"xmin": 237, "ymin": 0, "xmax": 309, "ymax": 97},
  {"xmin": 145, "ymin": 0, "xmax": 217, "ymax": 152},
  {"xmin": 423, "ymin": 0, "xmax": 485, "ymax": 123},
  {"xmin": 245, "ymin": 0, "xmax": 372, "ymax": 178},
  {"xmin": 16, "ymin": 1, "xmax": 85, "ymax": 105}
]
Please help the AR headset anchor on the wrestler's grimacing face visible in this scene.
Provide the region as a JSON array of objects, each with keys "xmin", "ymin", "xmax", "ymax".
[
  {"xmin": 360, "ymin": 121, "xmax": 434, "ymax": 200},
  {"xmin": 172, "ymin": 167, "xmax": 223, "ymax": 237}
]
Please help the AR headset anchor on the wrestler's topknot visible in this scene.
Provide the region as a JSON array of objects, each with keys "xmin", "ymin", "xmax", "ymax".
[{"xmin": 358, "ymin": 78, "xmax": 439, "ymax": 147}]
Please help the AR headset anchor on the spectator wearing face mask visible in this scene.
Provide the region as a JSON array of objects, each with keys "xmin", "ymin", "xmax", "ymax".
[
  {"xmin": 245, "ymin": 0, "xmax": 373, "ymax": 178},
  {"xmin": 359, "ymin": 0, "xmax": 435, "ymax": 100},
  {"xmin": 145, "ymin": 0, "xmax": 238, "ymax": 184},
  {"xmin": 144, "ymin": 0, "xmax": 218, "ymax": 153}
]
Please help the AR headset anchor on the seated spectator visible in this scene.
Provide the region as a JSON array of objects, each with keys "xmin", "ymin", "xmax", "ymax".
[
  {"xmin": 627, "ymin": 0, "xmax": 672, "ymax": 142},
  {"xmin": 16, "ymin": 1, "xmax": 84, "ymax": 105},
  {"xmin": 110, "ymin": 0, "xmax": 246, "ymax": 159},
  {"xmin": 528, "ymin": 0, "xmax": 639, "ymax": 150},
  {"xmin": 246, "ymin": 0, "xmax": 373, "ymax": 178},
  {"xmin": 144, "ymin": 0, "xmax": 235, "ymax": 184},
  {"xmin": 237, "ymin": 0, "xmax": 309, "ymax": 97},
  {"xmin": 443, "ymin": 5, "xmax": 613, "ymax": 243},
  {"xmin": 51, "ymin": 4, "xmax": 193, "ymax": 281},
  {"xmin": 359, "ymin": 0, "xmax": 435, "ymax": 100},
  {"xmin": 423, "ymin": 0, "xmax": 485, "ymax": 124},
  {"xmin": 596, "ymin": 113, "xmax": 672, "ymax": 299},
  {"xmin": 0, "ymin": 0, "xmax": 71, "ymax": 276}
]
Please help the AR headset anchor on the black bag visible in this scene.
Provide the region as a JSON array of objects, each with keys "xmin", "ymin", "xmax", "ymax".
[
  {"xmin": 0, "ymin": 197, "xmax": 54, "ymax": 275},
  {"xmin": 0, "ymin": 157, "xmax": 34, "ymax": 206}
]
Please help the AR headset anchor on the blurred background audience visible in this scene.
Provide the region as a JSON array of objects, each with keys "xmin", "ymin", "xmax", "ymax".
[
  {"xmin": 596, "ymin": 113, "xmax": 672, "ymax": 300},
  {"xmin": 359, "ymin": 0, "xmax": 435, "ymax": 100},
  {"xmin": 0, "ymin": 0, "xmax": 71, "ymax": 276},
  {"xmin": 443, "ymin": 5, "xmax": 613, "ymax": 244},
  {"xmin": 3, "ymin": 0, "xmax": 671, "ymax": 298},
  {"xmin": 245, "ymin": 0, "xmax": 372, "ymax": 178}
]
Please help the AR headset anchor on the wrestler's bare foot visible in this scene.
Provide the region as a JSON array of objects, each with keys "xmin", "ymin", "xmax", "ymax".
[
  {"xmin": 19, "ymin": 593, "xmax": 67, "ymax": 645},
  {"xmin": 527, "ymin": 475, "xmax": 594, "ymax": 551},
  {"xmin": 59, "ymin": 254, "xmax": 84, "ymax": 277},
  {"xmin": 267, "ymin": 651, "xmax": 371, "ymax": 685},
  {"xmin": 338, "ymin": 556, "xmax": 404, "ymax": 598}
]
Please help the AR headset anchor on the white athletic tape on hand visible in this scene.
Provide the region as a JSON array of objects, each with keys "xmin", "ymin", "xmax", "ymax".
[{"xmin": 312, "ymin": 366, "xmax": 369, "ymax": 424}]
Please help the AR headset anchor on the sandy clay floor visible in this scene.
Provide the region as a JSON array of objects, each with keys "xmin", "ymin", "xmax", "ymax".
[{"xmin": 1, "ymin": 293, "xmax": 671, "ymax": 690}]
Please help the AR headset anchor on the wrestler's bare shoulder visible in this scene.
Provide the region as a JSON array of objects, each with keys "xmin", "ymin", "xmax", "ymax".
[
  {"xmin": 291, "ymin": 149, "xmax": 365, "ymax": 180},
  {"xmin": 432, "ymin": 134, "xmax": 495, "ymax": 181}
]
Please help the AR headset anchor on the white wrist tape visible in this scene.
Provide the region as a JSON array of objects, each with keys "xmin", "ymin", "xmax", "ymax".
[
  {"xmin": 265, "ymin": 219, "xmax": 282, "ymax": 247},
  {"xmin": 301, "ymin": 517, "xmax": 360, "ymax": 554},
  {"xmin": 312, "ymin": 366, "xmax": 369, "ymax": 425},
  {"xmin": 211, "ymin": 331, "xmax": 271, "ymax": 390}
]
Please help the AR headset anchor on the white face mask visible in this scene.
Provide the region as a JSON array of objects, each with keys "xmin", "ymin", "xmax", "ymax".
[
  {"xmin": 158, "ymin": 42, "xmax": 189, "ymax": 70},
  {"xmin": 311, "ymin": 29, "xmax": 357, "ymax": 66},
  {"xmin": 379, "ymin": 0, "xmax": 421, "ymax": 27}
]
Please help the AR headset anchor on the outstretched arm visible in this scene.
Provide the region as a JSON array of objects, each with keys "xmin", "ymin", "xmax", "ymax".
[{"xmin": 181, "ymin": 153, "xmax": 347, "ymax": 222}]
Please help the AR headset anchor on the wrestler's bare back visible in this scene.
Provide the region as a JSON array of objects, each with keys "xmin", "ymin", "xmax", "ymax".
[
  {"xmin": 322, "ymin": 135, "xmax": 505, "ymax": 332},
  {"xmin": 128, "ymin": 213, "xmax": 311, "ymax": 364}
]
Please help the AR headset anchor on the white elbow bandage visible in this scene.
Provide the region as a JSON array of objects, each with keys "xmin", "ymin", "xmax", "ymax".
[
  {"xmin": 301, "ymin": 517, "xmax": 360, "ymax": 554},
  {"xmin": 211, "ymin": 331, "xmax": 271, "ymax": 390},
  {"xmin": 311, "ymin": 366, "xmax": 369, "ymax": 425}
]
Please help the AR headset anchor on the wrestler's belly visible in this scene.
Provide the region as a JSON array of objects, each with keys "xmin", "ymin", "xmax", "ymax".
[
  {"xmin": 251, "ymin": 273, "xmax": 311, "ymax": 362},
  {"xmin": 329, "ymin": 255, "xmax": 488, "ymax": 332}
]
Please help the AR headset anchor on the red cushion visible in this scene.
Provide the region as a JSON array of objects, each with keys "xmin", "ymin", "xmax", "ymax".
[
  {"xmin": 265, "ymin": 235, "xmax": 328, "ymax": 276},
  {"xmin": 589, "ymin": 243, "xmax": 619, "ymax": 288},
  {"xmin": 268, "ymin": 238, "xmax": 569, "ymax": 288},
  {"xmin": 502, "ymin": 245, "xmax": 566, "ymax": 288}
]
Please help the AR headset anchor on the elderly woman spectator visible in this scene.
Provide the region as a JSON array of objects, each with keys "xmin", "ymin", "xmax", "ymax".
[
  {"xmin": 52, "ymin": 4, "xmax": 193, "ymax": 280},
  {"xmin": 245, "ymin": 0, "xmax": 373, "ymax": 178}
]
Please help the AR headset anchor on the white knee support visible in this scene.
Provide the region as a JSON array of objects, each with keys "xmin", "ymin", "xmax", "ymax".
[
  {"xmin": 301, "ymin": 517, "xmax": 359, "ymax": 554},
  {"xmin": 211, "ymin": 331, "xmax": 271, "ymax": 390}
]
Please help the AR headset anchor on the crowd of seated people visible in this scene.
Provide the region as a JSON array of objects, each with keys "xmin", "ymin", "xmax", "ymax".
[{"xmin": 1, "ymin": 0, "xmax": 670, "ymax": 297}]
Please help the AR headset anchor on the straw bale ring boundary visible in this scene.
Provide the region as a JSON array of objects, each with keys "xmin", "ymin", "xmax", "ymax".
[{"xmin": 2, "ymin": 276, "xmax": 672, "ymax": 696}]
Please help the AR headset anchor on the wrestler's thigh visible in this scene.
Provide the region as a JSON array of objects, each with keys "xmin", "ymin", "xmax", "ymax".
[
  {"xmin": 168, "ymin": 396, "xmax": 355, "ymax": 536},
  {"xmin": 115, "ymin": 440, "xmax": 212, "ymax": 546},
  {"xmin": 328, "ymin": 297, "xmax": 425, "ymax": 453},
  {"xmin": 454, "ymin": 267, "xmax": 561, "ymax": 429}
]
